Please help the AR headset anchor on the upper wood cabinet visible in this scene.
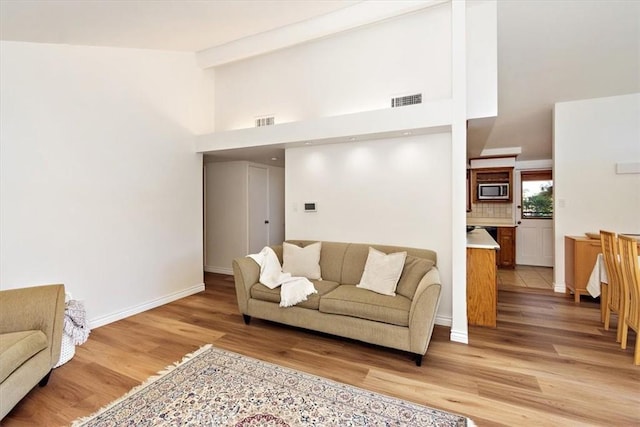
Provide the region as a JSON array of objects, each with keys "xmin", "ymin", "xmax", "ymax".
[{"xmin": 471, "ymin": 167, "xmax": 514, "ymax": 203}]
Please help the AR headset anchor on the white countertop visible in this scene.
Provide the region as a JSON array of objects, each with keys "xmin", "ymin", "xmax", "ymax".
[{"xmin": 466, "ymin": 228, "xmax": 500, "ymax": 249}]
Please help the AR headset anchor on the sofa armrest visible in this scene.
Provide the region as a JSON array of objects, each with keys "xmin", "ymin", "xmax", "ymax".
[
  {"xmin": 0, "ymin": 284, "xmax": 66, "ymax": 367},
  {"xmin": 232, "ymin": 257, "xmax": 260, "ymax": 314},
  {"xmin": 408, "ymin": 268, "xmax": 442, "ymax": 355}
]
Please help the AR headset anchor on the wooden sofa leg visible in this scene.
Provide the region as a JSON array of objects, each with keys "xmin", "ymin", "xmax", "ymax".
[
  {"xmin": 39, "ymin": 370, "xmax": 52, "ymax": 387},
  {"xmin": 242, "ymin": 314, "xmax": 251, "ymax": 325},
  {"xmin": 414, "ymin": 354, "xmax": 423, "ymax": 367}
]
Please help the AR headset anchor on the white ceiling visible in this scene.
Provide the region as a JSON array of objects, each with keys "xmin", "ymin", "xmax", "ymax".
[
  {"xmin": 0, "ymin": 0, "xmax": 359, "ymax": 52},
  {"xmin": 1, "ymin": 0, "xmax": 638, "ymax": 165},
  {"xmin": 469, "ymin": 0, "xmax": 640, "ymax": 162}
]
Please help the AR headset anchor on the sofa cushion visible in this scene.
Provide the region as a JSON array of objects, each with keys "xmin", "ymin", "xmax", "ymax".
[
  {"xmin": 250, "ymin": 280, "xmax": 340, "ymax": 310},
  {"xmin": 320, "ymin": 285, "xmax": 411, "ymax": 327},
  {"xmin": 285, "ymin": 241, "xmax": 348, "ymax": 283},
  {"xmin": 283, "ymin": 242, "xmax": 322, "ymax": 280},
  {"xmin": 357, "ymin": 247, "xmax": 407, "ymax": 296},
  {"xmin": 0, "ymin": 330, "xmax": 48, "ymax": 383},
  {"xmin": 340, "ymin": 245, "xmax": 371, "ymax": 285},
  {"xmin": 396, "ymin": 255, "xmax": 435, "ymax": 299}
]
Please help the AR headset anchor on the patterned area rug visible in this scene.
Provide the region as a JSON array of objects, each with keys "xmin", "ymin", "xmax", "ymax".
[{"xmin": 72, "ymin": 344, "xmax": 471, "ymax": 426}]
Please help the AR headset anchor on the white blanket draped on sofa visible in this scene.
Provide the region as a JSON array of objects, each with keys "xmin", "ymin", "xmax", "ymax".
[{"xmin": 247, "ymin": 247, "xmax": 317, "ymax": 307}]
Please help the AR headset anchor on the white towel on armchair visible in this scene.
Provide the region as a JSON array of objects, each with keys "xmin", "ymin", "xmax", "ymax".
[{"xmin": 247, "ymin": 247, "xmax": 317, "ymax": 307}]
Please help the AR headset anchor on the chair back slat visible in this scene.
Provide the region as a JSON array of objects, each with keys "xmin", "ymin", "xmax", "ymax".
[
  {"xmin": 600, "ymin": 230, "xmax": 625, "ymax": 312},
  {"xmin": 619, "ymin": 235, "xmax": 640, "ymax": 330}
]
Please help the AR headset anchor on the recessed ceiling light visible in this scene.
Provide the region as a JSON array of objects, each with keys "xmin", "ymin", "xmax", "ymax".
[
  {"xmin": 271, "ymin": 157, "xmax": 278, "ymax": 161},
  {"xmin": 304, "ymin": 142, "xmax": 312, "ymax": 145},
  {"xmin": 403, "ymin": 131, "xmax": 412, "ymax": 136}
]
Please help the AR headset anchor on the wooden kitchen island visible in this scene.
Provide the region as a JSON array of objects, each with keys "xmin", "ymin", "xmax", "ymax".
[{"xmin": 467, "ymin": 228, "xmax": 500, "ymax": 327}]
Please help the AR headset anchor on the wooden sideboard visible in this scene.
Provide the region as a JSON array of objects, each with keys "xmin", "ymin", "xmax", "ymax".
[{"xmin": 564, "ymin": 236, "xmax": 601, "ymax": 303}]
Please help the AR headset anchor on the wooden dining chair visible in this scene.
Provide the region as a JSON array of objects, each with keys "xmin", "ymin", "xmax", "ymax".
[
  {"xmin": 618, "ymin": 235, "xmax": 640, "ymax": 365},
  {"xmin": 600, "ymin": 230, "xmax": 626, "ymax": 343}
]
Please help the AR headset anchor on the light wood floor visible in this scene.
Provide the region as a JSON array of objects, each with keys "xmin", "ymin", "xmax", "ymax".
[{"xmin": 3, "ymin": 273, "xmax": 639, "ymax": 426}]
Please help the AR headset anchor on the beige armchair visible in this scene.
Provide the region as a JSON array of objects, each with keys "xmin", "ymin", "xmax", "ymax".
[{"xmin": 0, "ymin": 284, "xmax": 65, "ymax": 419}]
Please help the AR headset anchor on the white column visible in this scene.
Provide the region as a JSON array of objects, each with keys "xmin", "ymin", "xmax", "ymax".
[{"xmin": 450, "ymin": 0, "xmax": 469, "ymax": 344}]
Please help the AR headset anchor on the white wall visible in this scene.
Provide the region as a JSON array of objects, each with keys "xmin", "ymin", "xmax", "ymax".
[
  {"xmin": 0, "ymin": 41, "xmax": 210, "ymax": 327},
  {"xmin": 466, "ymin": 0, "xmax": 497, "ymax": 119},
  {"xmin": 553, "ymin": 93, "xmax": 640, "ymax": 289},
  {"xmin": 269, "ymin": 166, "xmax": 286, "ymax": 245},
  {"xmin": 213, "ymin": 3, "xmax": 452, "ymax": 130},
  {"xmin": 286, "ymin": 133, "xmax": 453, "ymax": 325},
  {"xmin": 204, "ymin": 161, "xmax": 284, "ymax": 273}
]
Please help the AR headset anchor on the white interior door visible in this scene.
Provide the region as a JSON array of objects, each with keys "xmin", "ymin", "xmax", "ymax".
[
  {"xmin": 248, "ymin": 166, "xmax": 269, "ymax": 254},
  {"xmin": 515, "ymin": 170, "xmax": 554, "ymax": 267}
]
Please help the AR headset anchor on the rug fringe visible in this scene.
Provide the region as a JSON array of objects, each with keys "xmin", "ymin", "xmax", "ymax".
[{"xmin": 71, "ymin": 344, "xmax": 212, "ymax": 427}]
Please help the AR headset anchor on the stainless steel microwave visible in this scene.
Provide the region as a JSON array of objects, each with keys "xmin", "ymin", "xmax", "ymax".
[{"xmin": 478, "ymin": 183, "xmax": 509, "ymax": 200}]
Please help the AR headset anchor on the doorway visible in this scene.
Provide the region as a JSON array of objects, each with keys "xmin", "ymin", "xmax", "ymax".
[
  {"xmin": 203, "ymin": 160, "xmax": 284, "ymax": 274},
  {"xmin": 248, "ymin": 165, "xmax": 269, "ymax": 254},
  {"xmin": 498, "ymin": 169, "xmax": 554, "ymax": 294},
  {"xmin": 515, "ymin": 170, "xmax": 553, "ymax": 267}
]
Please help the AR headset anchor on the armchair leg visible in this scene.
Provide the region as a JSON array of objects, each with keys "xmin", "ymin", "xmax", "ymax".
[
  {"xmin": 414, "ymin": 353, "xmax": 423, "ymax": 367},
  {"xmin": 242, "ymin": 314, "xmax": 251, "ymax": 325},
  {"xmin": 39, "ymin": 370, "xmax": 52, "ymax": 387}
]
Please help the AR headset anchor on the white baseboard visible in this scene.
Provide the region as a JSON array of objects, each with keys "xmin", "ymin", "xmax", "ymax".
[
  {"xmin": 553, "ymin": 282, "xmax": 566, "ymax": 293},
  {"xmin": 435, "ymin": 314, "xmax": 452, "ymax": 327},
  {"xmin": 204, "ymin": 265, "xmax": 233, "ymax": 275},
  {"xmin": 449, "ymin": 329, "xmax": 469, "ymax": 344},
  {"xmin": 89, "ymin": 283, "xmax": 205, "ymax": 329},
  {"xmin": 436, "ymin": 315, "xmax": 468, "ymax": 343}
]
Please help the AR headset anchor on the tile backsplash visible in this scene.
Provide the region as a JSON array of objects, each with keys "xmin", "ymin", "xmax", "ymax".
[{"xmin": 468, "ymin": 202, "xmax": 512, "ymax": 219}]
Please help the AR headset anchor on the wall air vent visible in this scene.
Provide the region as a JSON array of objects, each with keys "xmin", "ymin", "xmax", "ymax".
[
  {"xmin": 391, "ymin": 93, "xmax": 422, "ymax": 108},
  {"xmin": 255, "ymin": 116, "xmax": 275, "ymax": 127}
]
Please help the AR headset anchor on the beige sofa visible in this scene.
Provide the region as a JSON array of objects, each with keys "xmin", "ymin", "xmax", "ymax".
[
  {"xmin": 232, "ymin": 241, "xmax": 441, "ymax": 365},
  {"xmin": 0, "ymin": 284, "xmax": 65, "ymax": 419}
]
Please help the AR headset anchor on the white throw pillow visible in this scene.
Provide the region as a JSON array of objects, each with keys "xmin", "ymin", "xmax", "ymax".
[
  {"xmin": 282, "ymin": 242, "xmax": 322, "ymax": 280},
  {"xmin": 357, "ymin": 247, "xmax": 407, "ymax": 296}
]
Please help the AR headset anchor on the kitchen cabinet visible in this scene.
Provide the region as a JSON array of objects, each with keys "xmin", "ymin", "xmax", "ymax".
[
  {"xmin": 467, "ymin": 247, "xmax": 497, "ymax": 327},
  {"xmin": 564, "ymin": 236, "xmax": 601, "ymax": 303},
  {"xmin": 471, "ymin": 167, "xmax": 514, "ymax": 203},
  {"xmin": 497, "ymin": 227, "xmax": 516, "ymax": 269},
  {"xmin": 466, "ymin": 228, "xmax": 499, "ymax": 328}
]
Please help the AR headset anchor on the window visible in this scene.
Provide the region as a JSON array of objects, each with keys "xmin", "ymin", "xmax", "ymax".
[{"xmin": 521, "ymin": 170, "xmax": 553, "ymax": 219}]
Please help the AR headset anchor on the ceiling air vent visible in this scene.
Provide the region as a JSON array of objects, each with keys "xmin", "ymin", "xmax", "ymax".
[
  {"xmin": 255, "ymin": 116, "xmax": 275, "ymax": 127},
  {"xmin": 391, "ymin": 93, "xmax": 422, "ymax": 108}
]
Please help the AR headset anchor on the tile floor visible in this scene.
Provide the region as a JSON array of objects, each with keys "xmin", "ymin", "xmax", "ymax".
[{"xmin": 497, "ymin": 265, "xmax": 554, "ymax": 290}]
